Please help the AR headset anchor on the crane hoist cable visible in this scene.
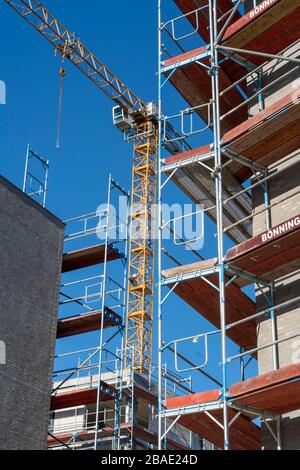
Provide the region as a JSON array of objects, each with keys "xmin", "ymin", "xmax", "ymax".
[
  {"xmin": 56, "ymin": 65, "xmax": 66, "ymax": 149},
  {"xmin": 56, "ymin": 44, "xmax": 67, "ymax": 149}
]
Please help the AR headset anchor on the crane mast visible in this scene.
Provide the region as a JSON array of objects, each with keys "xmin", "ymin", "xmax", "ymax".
[
  {"xmin": 127, "ymin": 121, "xmax": 157, "ymax": 374},
  {"xmin": 4, "ymin": 0, "xmax": 157, "ymax": 375}
]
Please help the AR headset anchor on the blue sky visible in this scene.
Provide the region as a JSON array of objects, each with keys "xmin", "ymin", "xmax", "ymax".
[
  {"xmin": 0, "ymin": 0, "xmax": 257, "ymax": 393},
  {"xmin": 0, "ymin": 0, "xmax": 159, "ymax": 214}
]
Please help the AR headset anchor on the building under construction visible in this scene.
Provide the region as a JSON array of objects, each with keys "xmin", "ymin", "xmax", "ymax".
[{"xmin": 1, "ymin": 0, "xmax": 300, "ymax": 451}]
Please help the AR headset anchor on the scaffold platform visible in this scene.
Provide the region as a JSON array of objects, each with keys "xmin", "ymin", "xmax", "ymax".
[
  {"xmin": 162, "ymin": 214, "xmax": 300, "ymax": 346},
  {"xmin": 227, "ymin": 214, "xmax": 300, "ymax": 285},
  {"xmin": 165, "ymin": 363, "xmax": 300, "ymax": 450},
  {"xmin": 224, "ymin": 91, "xmax": 300, "ymax": 182},
  {"xmin": 56, "ymin": 307, "xmax": 122, "ymax": 338},
  {"xmin": 163, "ymin": 90, "xmax": 300, "ymax": 183},
  {"xmin": 222, "ymin": 0, "xmax": 300, "ymax": 66},
  {"xmin": 174, "ymin": 1, "xmax": 300, "ymax": 78},
  {"xmin": 166, "ymin": 395, "xmax": 261, "ymax": 450},
  {"xmin": 48, "ymin": 423, "xmax": 190, "ymax": 450},
  {"xmin": 51, "ymin": 382, "xmax": 117, "ymax": 411},
  {"xmin": 162, "ymin": 47, "xmax": 247, "ymax": 132},
  {"xmin": 51, "ymin": 381, "xmax": 157, "ymax": 412},
  {"xmin": 162, "ymin": 148, "xmax": 252, "ymax": 244},
  {"xmin": 162, "ymin": 259, "xmax": 256, "ymax": 349},
  {"xmin": 62, "ymin": 243, "xmax": 123, "ymax": 273}
]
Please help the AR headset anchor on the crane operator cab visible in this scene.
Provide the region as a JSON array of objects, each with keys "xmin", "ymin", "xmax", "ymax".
[{"xmin": 112, "ymin": 106, "xmax": 133, "ymax": 132}]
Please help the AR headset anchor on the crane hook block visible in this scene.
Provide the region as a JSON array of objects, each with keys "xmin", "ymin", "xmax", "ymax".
[{"xmin": 60, "ymin": 67, "xmax": 66, "ymax": 78}]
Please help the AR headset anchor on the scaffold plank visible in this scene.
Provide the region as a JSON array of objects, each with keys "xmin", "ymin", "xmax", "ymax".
[
  {"xmin": 165, "ymin": 364, "xmax": 300, "ymax": 449},
  {"xmin": 224, "ymin": 91, "xmax": 300, "ymax": 182},
  {"xmin": 174, "ymin": 1, "xmax": 300, "ymax": 81},
  {"xmin": 50, "ymin": 382, "xmax": 157, "ymax": 412},
  {"xmin": 62, "ymin": 243, "xmax": 122, "ymax": 273},
  {"xmin": 172, "ymin": 0, "xmax": 245, "ymax": 83},
  {"xmin": 165, "ymin": 389, "xmax": 260, "ymax": 450},
  {"xmin": 163, "ymin": 91, "xmax": 300, "ymax": 183},
  {"xmin": 48, "ymin": 430, "xmax": 95, "ymax": 446},
  {"xmin": 162, "ymin": 260, "xmax": 256, "ymax": 349},
  {"xmin": 48, "ymin": 425, "xmax": 126, "ymax": 446},
  {"xmin": 48, "ymin": 423, "xmax": 189, "ymax": 450},
  {"xmin": 235, "ymin": 380, "xmax": 300, "ymax": 415},
  {"xmin": 51, "ymin": 383, "xmax": 116, "ymax": 411},
  {"xmin": 163, "ymin": 144, "xmax": 212, "ymax": 168},
  {"xmin": 162, "ymin": 152, "xmax": 252, "ymax": 244},
  {"xmin": 56, "ymin": 308, "xmax": 122, "ymax": 338},
  {"xmin": 226, "ymin": 214, "xmax": 300, "ymax": 284},
  {"xmin": 166, "ymin": 389, "xmax": 221, "ymax": 409},
  {"xmin": 231, "ymin": 363, "xmax": 300, "ymax": 415},
  {"xmin": 162, "ymin": 46, "xmax": 209, "ymax": 72},
  {"xmin": 162, "ymin": 49, "xmax": 247, "ymax": 132},
  {"xmin": 231, "ymin": 362, "xmax": 300, "ymax": 397},
  {"xmin": 222, "ymin": 0, "xmax": 300, "ymax": 65}
]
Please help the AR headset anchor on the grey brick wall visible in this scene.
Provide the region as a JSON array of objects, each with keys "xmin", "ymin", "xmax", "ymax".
[{"xmin": 0, "ymin": 176, "xmax": 64, "ymax": 450}]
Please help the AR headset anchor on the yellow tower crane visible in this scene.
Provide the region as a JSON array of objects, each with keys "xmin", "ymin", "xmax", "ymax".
[{"xmin": 4, "ymin": 0, "xmax": 182, "ymax": 375}]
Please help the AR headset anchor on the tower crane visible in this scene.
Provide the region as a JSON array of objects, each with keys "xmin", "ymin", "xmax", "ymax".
[{"xmin": 4, "ymin": 0, "xmax": 183, "ymax": 375}]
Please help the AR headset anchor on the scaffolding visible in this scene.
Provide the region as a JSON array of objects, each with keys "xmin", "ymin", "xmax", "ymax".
[
  {"xmin": 47, "ymin": 175, "xmax": 198, "ymax": 451},
  {"xmin": 49, "ymin": 176, "xmax": 131, "ymax": 450},
  {"xmin": 23, "ymin": 143, "xmax": 49, "ymax": 207},
  {"xmin": 157, "ymin": 0, "xmax": 300, "ymax": 451},
  {"xmin": 49, "ymin": 348, "xmax": 200, "ymax": 450}
]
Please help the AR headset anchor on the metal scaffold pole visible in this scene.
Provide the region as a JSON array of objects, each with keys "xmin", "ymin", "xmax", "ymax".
[
  {"xmin": 157, "ymin": 0, "xmax": 163, "ymax": 451},
  {"xmin": 94, "ymin": 175, "xmax": 112, "ymax": 450},
  {"xmin": 210, "ymin": 0, "xmax": 229, "ymax": 449},
  {"xmin": 23, "ymin": 143, "xmax": 50, "ymax": 208},
  {"xmin": 114, "ymin": 187, "xmax": 130, "ymax": 451}
]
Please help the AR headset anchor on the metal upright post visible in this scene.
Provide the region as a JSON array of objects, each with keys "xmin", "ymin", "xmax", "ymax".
[
  {"xmin": 269, "ymin": 283, "xmax": 279, "ymax": 371},
  {"xmin": 94, "ymin": 174, "xmax": 112, "ymax": 450},
  {"xmin": 42, "ymin": 160, "xmax": 50, "ymax": 208},
  {"xmin": 277, "ymin": 416, "xmax": 282, "ymax": 450},
  {"xmin": 263, "ymin": 171, "xmax": 271, "ymax": 231},
  {"xmin": 157, "ymin": 0, "xmax": 163, "ymax": 451},
  {"xmin": 23, "ymin": 143, "xmax": 30, "ymax": 193},
  {"xmin": 256, "ymin": 69, "xmax": 265, "ymax": 112},
  {"xmin": 114, "ymin": 183, "xmax": 130, "ymax": 451},
  {"xmin": 209, "ymin": 0, "xmax": 229, "ymax": 450}
]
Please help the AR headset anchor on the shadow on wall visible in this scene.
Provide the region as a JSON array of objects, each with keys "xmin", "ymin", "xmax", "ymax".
[{"xmin": 262, "ymin": 414, "xmax": 300, "ymax": 450}]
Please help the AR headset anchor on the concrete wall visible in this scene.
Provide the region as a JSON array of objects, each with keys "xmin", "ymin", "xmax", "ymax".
[
  {"xmin": 248, "ymin": 43, "xmax": 300, "ymax": 117},
  {"xmin": 253, "ymin": 154, "xmax": 300, "ymax": 449},
  {"xmin": 0, "ymin": 176, "xmax": 64, "ymax": 450},
  {"xmin": 51, "ymin": 407, "xmax": 87, "ymax": 436},
  {"xmin": 250, "ymin": 24, "xmax": 300, "ymax": 447}
]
